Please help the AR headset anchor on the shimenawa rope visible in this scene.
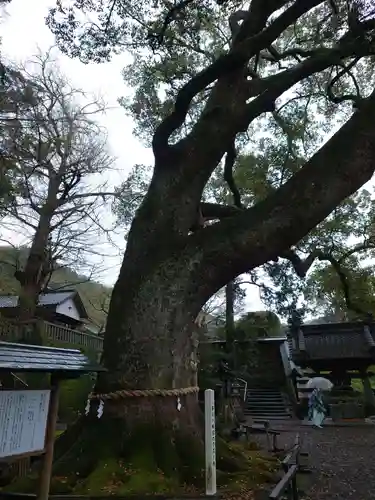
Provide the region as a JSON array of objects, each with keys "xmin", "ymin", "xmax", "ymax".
[{"xmin": 89, "ymin": 385, "xmax": 199, "ymax": 401}]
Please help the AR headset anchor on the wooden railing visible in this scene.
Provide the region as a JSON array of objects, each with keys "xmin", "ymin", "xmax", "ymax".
[
  {"xmin": 0, "ymin": 319, "xmax": 103, "ymax": 352},
  {"xmin": 43, "ymin": 321, "xmax": 103, "ymax": 351},
  {"xmin": 269, "ymin": 434, "xmax": 306, "ymax": 500}
]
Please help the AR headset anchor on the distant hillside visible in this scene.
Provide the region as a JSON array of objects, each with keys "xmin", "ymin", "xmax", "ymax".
[{"xmin": 0, "ymin": 246, "xmax": 111, "ymax": 329}]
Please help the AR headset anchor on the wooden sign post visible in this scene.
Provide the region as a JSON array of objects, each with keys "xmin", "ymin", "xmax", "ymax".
[
  {"xmin": 0, "ymin": 389, "xmax": 51, "ymax": 459},
  {"xmin": 0, "ymin": 340, "xmax": 105, "ymax": 500},
  {"xmin": 0, "ymin": 383, "xmax": 60, "ymax": 500},
  {"xmin": 204, "ymin": 389, "xmax": 217, "ymax": 496},
  {"xmin": 37, "ymin": 377, "xmax": 60, "ymax": 500}
]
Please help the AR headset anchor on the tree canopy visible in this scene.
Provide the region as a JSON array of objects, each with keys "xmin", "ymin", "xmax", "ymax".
[
  {"xmin": 47, "ymin": 2, "xmax": 375, "ymax": 320},
  {"xmin": 80, "ymin": 0, "xmax": 375, "ymax": 319}
]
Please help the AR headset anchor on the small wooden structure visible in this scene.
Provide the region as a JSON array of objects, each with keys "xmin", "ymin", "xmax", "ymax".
[
  {"xmin": 288, "ymin": 320, "xmax": 375, "ymax": 372},
  {"xmin": 287, "ymin": 318, "xmax": 375, "ymax": 411},
  {"xmin": 0, "ymin": 290, "xmax": 89, "ymax": 329},
  {"xmin": 0, "ymin": 340, "xmax": 105, "ymax": 500}
]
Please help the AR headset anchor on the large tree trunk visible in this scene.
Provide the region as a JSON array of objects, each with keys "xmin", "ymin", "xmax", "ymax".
[
  {"xmin": 16, "ymin": 214, "xmax": 52, "ymax": 322},
  {"xmin": 225, "ymin": 281, "xmax": 236, "ymax": 350},
  {"xmin": 48, "ymin": 239, "xmax": 262, "ymax": 495}
]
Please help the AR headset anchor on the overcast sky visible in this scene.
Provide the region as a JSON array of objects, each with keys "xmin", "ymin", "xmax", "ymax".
[{"xmin": 0, "ymin": 0, "xmax": 265, "ymax": 311}]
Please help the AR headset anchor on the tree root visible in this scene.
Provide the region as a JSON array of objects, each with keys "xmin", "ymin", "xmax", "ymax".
[{"xmin": 3, "ymin": 413, "xmax": 278, "ymax": 496}]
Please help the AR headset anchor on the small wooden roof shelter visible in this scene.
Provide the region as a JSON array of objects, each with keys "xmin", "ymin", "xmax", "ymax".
[
  {"xmin": 0, "ymin": 341, "xmax": 102, "ymax": 374},
  {"xmin": 0, "ymin": 341, "xmax": 105, "ymax": 500},
  {"xmin": 288, "ymin": 321, "xmax": 375, "ymax": 371}
]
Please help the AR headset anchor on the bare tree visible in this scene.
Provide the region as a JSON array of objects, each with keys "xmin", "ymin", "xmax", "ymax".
[{"xmin": 0, "ymin": 49, "xmax": 116, "ymax": 320}]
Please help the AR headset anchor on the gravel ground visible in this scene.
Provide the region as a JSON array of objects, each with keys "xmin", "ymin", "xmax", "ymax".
[{"xmin": 249, "ymin": 420, "xmax": 375, "ymax": 499}]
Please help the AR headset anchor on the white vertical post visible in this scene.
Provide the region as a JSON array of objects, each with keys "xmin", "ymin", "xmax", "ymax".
[{"xmin": 204, "ymin": 389, "xmax": 217, "ymax": 496}]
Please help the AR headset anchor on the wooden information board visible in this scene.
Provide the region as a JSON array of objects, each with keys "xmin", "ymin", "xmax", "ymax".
[{"xmin": 0, "ymin": 390, "xmax": 51, "ymax": 458}]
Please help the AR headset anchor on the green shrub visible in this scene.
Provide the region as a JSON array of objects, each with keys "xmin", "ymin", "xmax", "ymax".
[{"xmin": 58, "ymin": 375, "xmax": 94, "ymax": 423}]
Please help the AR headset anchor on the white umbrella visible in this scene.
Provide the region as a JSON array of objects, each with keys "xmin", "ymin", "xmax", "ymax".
[{"xmin": 306, "ymin": 377, "xmax": 333, "ymax": 391}]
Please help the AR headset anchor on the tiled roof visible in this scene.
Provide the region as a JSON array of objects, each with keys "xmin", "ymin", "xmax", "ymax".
[
  {"xmin": 289, "ymin": 321, "xmax": 375, "ymax": 361},
  {"xmin": 39, "ymin": 291, "xmax": 76, "ymax": 306},
  {"xmin": 0, "ymin": 296, "xmax": 17, "ymax": 308},
  {"xmin": 0, "ymin": 340, "xmax": 105, "ymax": 374},
  {"xmin": 0, "ymin": 291, "xmax": 75, "ymax": 309}
]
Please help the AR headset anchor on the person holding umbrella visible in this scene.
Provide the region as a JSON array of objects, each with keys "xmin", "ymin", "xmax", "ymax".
[{"xmin": 307, "ymin": 377, "xmax": 333, "ymax": 428}]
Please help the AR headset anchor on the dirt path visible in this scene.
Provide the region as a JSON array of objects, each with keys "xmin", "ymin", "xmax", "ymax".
[{"xmin": 251, "ymin": 420, "xmax": 375, "ymax": 499}]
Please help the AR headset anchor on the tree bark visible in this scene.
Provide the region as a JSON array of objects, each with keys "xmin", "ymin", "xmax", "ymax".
[
  {"xmin": 16, "ymin": 214, "xmax": 52, "ymax": 322},
  {"xmin": 49, "ymin": 239, "xmax": 206, "ymax": 492},
  {"xmin": 47, "ymin": 224, "xmax": 270, "ymax": 493}
]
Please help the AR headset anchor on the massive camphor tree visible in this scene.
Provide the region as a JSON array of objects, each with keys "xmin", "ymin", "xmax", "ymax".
[{"xmin": 38, "ymin": 0, "xmax": 375, "ymax": 493}]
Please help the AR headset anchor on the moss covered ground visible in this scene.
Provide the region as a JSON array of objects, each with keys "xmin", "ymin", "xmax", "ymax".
[{"xmin": 3, "ymin": 426, "xmax": 278, "ymax": 497}]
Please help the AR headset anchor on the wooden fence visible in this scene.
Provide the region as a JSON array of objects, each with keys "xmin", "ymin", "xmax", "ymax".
[
  {"xmin": 0, "ymin": 319, "xmax": 103, "ymax": 352},
  {"xmin": 43, "ymin": 322, "xmax": 103, "ymax": 351},
  {"xmin": 268, "ymin": 434, "xmax": 305, "ymax": 500}
]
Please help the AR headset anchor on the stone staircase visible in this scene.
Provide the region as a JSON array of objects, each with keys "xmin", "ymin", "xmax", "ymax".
[{"xmin": 244, "ymin": 387, "xmax": 293, "ymax": 420}]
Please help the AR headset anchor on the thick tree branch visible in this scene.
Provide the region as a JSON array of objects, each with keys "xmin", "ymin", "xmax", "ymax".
[
  {"xmin": 200, "ymin": 202, "xmax": 241, "ymax": 220},
  {"xmin": 173, "ymin": 16, "xmax": 375, "ymax": 224},
  {"xmin": 279, "ymin": 248, "xmax": 322, "ymax": 278},
  {"xmin": 282, "ymin": 240, "xmax": 375, "ymax": 278},
  {"xmin": 192, "ymin": 87, "xmax": 375, "ymax": 291},
  {"xmin": 261, "ymin": 46, "xmax": 317, "ymax": 62},
  {"xmin": 240, "ymin": 38, "xmax": 374, "ymax": 131},
  {"xmin": 189, "ymin": 202, "xmax": 240, "ymax": 232},
  {"xmin": 152, "ymin": 0, "xmax": 324, "ymax": 159}
]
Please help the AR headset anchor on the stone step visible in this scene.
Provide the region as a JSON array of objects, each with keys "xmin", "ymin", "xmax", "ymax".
[
  {"xmin": 245, "ymin": 397, "xmax": 284, "ymax": 405},
  {"xmin": 246, "ymin": 388, "xmax": 283, "ymax": 392},
  {"xmin": 246, "ymin": 392, "xmax": 282, "ymax": 398},
  {"xmin": 246, "ymin": 390, "xmax": 284, "ymax": 394},
  {"xmin": 247, "ymin": 401, "xmax": 288, "ymax": 407},
  {"xmin": 246, "ymin": 393, "xmax": 285, "ymax": 398},
  {"xmin": 246, "ymin": 406, "xmax": 290, "ymax": 413},
  {"xmin": 245, "ymin": 412, "xmax": 291, "ymax": 417},
  {"xmin": 244, "ymin": 408, "xmax": 291, "ymax": 417},
  {"xmin": 245, "ymin": 405, "xmax": 290, "ymax": 412},
  {"xmin": 244, "ymin": 387, "xmax": 292, "ymax": 419},
  {"xmin": 247, "ymin": 394, "xmax": 285, "ymax": 399},
  {"xmin": 244, "ymin": 412, "xmax": 292, "ymax": 419}
]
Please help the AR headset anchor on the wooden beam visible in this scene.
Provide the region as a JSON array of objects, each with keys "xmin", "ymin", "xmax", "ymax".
[
  {"xmin": 269, "ymin": 464, "xmax": 299, "ymax": 499},
  {"xmin": 297, "ymin": 328, "xmax": 306, "ymax": 351},
  {"xmin": 363, "ymin": 324, "xmax": 375, "ymax": 354},
  {"xmin": 37, "ymin": 376, "xmax": 60, "ymax": 500}
]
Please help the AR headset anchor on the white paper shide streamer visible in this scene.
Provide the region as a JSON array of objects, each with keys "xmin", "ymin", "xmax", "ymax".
[{"xmin": 84, "ymin": 398, "xmax": 104, "ymax": 418}]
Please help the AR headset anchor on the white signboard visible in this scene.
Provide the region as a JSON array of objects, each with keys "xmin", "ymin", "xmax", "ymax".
[
  {"xmin": 204, "ymin": 389, "xmax": 217, "ymax": 496},
  {"xmin": 0, "ymin": 390, "xmax": 51, "ymax": 458}
]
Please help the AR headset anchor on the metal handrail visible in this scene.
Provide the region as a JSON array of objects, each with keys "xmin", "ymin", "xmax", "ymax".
[{"xmin": 236, "ymin": 377, "xmax": 248, "ymax": 402}]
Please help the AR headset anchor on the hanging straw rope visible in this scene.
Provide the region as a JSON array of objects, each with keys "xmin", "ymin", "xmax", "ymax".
[{"xmin": 89, "ymin": 386, "xmax": 199, "ymax": 401}]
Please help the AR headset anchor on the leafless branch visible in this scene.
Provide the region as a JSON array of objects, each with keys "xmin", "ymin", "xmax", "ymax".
[{"xmin": 0, "ymin": 49, "xmax": 117, "ymax": 317}]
